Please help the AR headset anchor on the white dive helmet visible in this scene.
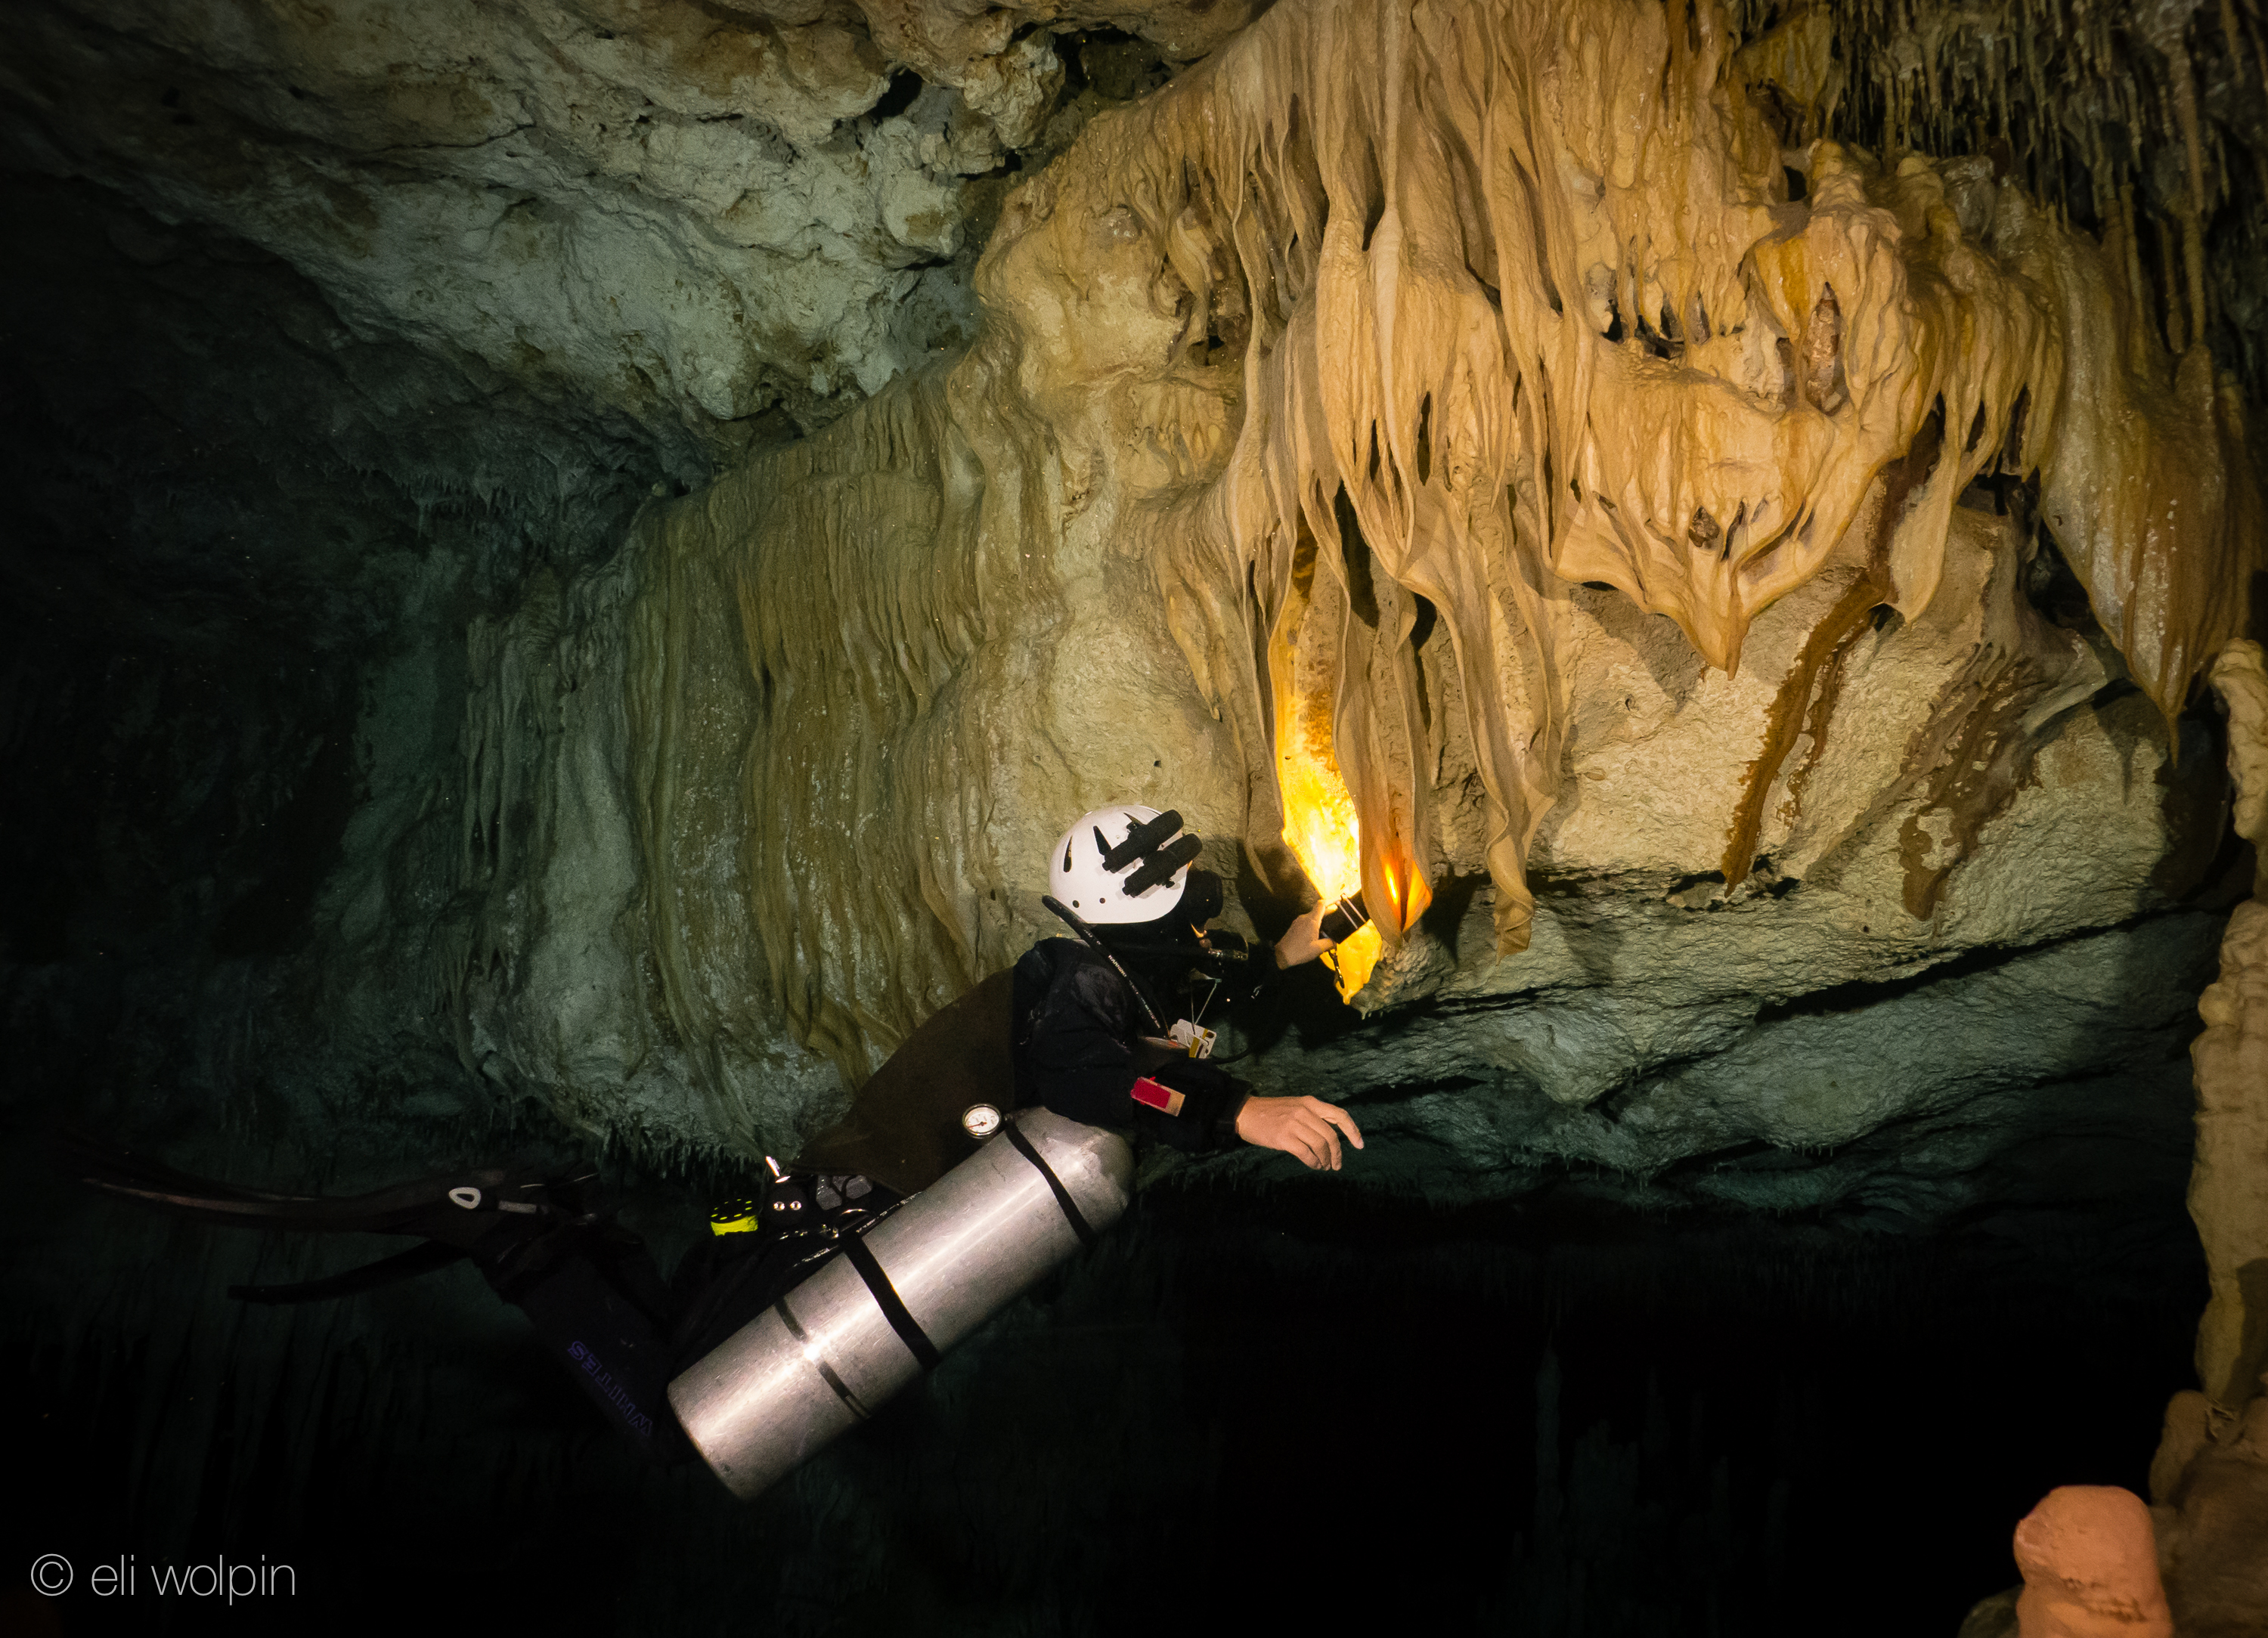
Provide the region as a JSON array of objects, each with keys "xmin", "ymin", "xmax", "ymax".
[{"xmin": 1049, "ymin": 804, "xmax": 1193, "ymax": 924}]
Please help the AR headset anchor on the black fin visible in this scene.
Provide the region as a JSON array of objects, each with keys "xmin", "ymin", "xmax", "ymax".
[
  {"xmin": 52, "ymin": 1126, "xmax": 584, "ymax": 1238},
  {"xmin": 231, "ymin": 1241, "xmax": 471, "ymax": 1304},
  {"xmin": 51, "ymin": 1126, "xmax": 318, "ymax": 1207}
]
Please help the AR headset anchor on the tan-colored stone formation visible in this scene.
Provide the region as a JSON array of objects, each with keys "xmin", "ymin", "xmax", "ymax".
[
  {"xmin": 2192, "ymin": 642, "xmax": 2268, "ymax": 1411},
  {"xmin": 2143, "ymin": 640, "xmax": 2268, "ymax": 1634},
  {"xmin": 2215, "ymin": 640, "xmax": 2268, "ymax": 900},
  {"xmin": 2151, "ymin": 1390, "xmax": 2268, "ymax": 1637},
  {"xmin": 2147, "ymin": 639, "xmax": 2268, "ymax": 1620},
  {"xmin": 624, "ymin": 0, "xmax": 2263, "ymax": 1094},
  {"xmin": 2009, "ymin": 1486, "xmax": 2171, "ymax": 1638}
]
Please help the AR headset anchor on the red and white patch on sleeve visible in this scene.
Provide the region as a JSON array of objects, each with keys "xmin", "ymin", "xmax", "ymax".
[{"xmin": 1129, "ymin": 1076, "xmax": 1185, "ymax": 1116}]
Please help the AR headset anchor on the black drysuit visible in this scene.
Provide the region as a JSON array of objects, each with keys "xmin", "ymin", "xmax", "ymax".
[
  {"xmin": 1010, "ymin": 936, "xmax": 1270, "ymax": 1152},
  {"xmin": 70, "ymin": 933, "xmax": 1290, "ymax": 1473}
]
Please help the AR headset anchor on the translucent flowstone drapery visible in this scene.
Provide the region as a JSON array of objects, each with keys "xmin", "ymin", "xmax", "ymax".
[{"xmin": 627, "ymin": 0, "xmax": 2263, "ymax": 1093}]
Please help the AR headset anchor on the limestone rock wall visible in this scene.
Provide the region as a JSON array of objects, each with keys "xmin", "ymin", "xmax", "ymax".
[
  {"xmin": 2188, "ymin": 639, "xmax": 2268, "ymax": 1409},
  {"xmin": 2147, "ymin": 641, "xmax": 2268, "ymax": 1638},
  {"xmin": 8, "ymin": 0, "xmax": 2254, "ymax": 1203},
  {"xmin": 581, "ymin": 0, "xmax": 2258, "ymax": 1177},
  {"xmin": 0, "ymin": 0, "xmax": 1247, "ymax": 452}
]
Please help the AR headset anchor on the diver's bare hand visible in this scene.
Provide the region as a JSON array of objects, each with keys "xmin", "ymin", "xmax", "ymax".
[
  {"xmin": 1234, "ymin": 1095, "xmax": 1364, "ymax": 1170},
  {"xmin": 1274, "ymin": 903, "xmax": 1336, "ymax": 968}
]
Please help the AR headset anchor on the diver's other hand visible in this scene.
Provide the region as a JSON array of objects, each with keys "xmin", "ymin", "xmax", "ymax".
[
  {"xmin": 1273, "ymin": 902, "xmax": 1335, "ymax": 968},
  {"xmin": 1234, "ymin": 1095, "xmax": 1364, "ymax": 1170}
]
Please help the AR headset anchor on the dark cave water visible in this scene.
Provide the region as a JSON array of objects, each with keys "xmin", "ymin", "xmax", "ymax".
[{"xmin": 0, "ymin": 1129, "xmax": 2204, "ymax": 1637}]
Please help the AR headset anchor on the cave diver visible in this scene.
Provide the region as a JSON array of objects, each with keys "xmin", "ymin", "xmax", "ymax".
[
  {"xmin": 57, "ymin": 802, "xmax": 1362, "ymax": 1481},
  {"xmin": 1015, "ymin": 802, "xmax": 1365, "ymax": 1171},
  {"xmin": 790, "ymin": 802, "xmax": 1364, "ymax": 1182}
]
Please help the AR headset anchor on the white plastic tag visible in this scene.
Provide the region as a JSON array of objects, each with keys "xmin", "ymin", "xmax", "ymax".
[{"xmin": 1167, "ymin": 1019, "xmax": 1217, "ymax": 1059}]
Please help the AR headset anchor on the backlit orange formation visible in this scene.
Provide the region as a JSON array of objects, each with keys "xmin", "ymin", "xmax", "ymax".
[{"xmin": 1275, "ymin": 710, "xmax": 1382, "ymax": 1002}]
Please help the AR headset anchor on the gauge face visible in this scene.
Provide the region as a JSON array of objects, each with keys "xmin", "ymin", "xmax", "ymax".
[{"xmin": 960, "ymin": 1103, "xmax": 1003, "ymax": 1139}]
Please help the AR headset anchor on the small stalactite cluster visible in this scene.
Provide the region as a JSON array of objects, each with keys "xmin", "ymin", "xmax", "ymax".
[{"xmin": 1805, "ymin": 0, "xmax": 2268, "ymax": 391}]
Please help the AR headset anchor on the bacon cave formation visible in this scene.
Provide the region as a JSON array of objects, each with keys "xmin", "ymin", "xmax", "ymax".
[{"xmin": 3, "ymin": 0, "xmax": 2266, "ymax": 1631}]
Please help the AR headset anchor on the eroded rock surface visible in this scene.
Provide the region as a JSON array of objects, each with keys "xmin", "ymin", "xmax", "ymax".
[
  {"xmin": 0, "ymin": 0, "xmax": 1244, "ymax": 447},
  {"xmin": 564, "ymin": 0, "xmax": 2254, "ymax": 1196},
  {"xmin": 4, "ymin": 0, "xmax": 2260, "ymax": 1218},
  {"xmin": 2, "ymin": 2, "xmax": 2263, "ymax": 1626},
  {"xmin": 2189, "ymin": 650, "xmax": 2268, "ymax": 1411},
  {"xmin": 2140, "ymin": 642, "xmax": 2268, "ymax": 1635}
]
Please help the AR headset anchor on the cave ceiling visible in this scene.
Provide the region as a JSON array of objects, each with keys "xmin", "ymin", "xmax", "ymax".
[
  {"xmin": 0, "ymin": 0, "xmax": 1263, "ymax": 454},
  {"xmin": 9, "ymin": 0, "xmax": 2268, "ymax": 452}
]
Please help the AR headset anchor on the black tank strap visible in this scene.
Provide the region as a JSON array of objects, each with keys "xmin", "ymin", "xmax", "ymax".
[
  {"xmin": 776, "ymin": 1296, "xmax": 871, "ymax": 1419},
  {"xmin": 1001, "ymin": 1119, "xmax": 1096, "ymax": 1249},
  {"xmin": 838, "ymin": 1231, "xmax": 943, "ymax": 1372}
]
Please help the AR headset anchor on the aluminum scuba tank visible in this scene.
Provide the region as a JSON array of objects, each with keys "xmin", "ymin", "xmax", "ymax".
[{"xmin": 667, "ymin": 1107, "xmax": 1134, "ymax": 1499}]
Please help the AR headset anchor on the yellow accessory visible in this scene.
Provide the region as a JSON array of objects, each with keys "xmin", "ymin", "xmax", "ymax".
[{"xmin": 708, "ymin": 1197, "xmax": 761, "ymax": 1236}]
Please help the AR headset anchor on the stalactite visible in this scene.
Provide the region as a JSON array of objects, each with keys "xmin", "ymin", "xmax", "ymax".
[
  {"xmin": 1092, "ymin": 0, "xmax": 2259, "ymax": 949},
  {"xmin": 630, "ymin": 0, "xmax": 2264, "ymax": 1085},
  {"xmin": 1829, "ymin": 0, "xmax": 2268, "ymax": 401}
]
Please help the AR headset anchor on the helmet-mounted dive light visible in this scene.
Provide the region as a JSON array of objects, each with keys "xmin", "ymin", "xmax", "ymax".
[
  {"xmin": 1097, "ymin": 808, "xmax": 1182, "ymax": 870},
  {"xmin": 1122, "ymin": 832, "xmax": 1203, "ymax": 895}
]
